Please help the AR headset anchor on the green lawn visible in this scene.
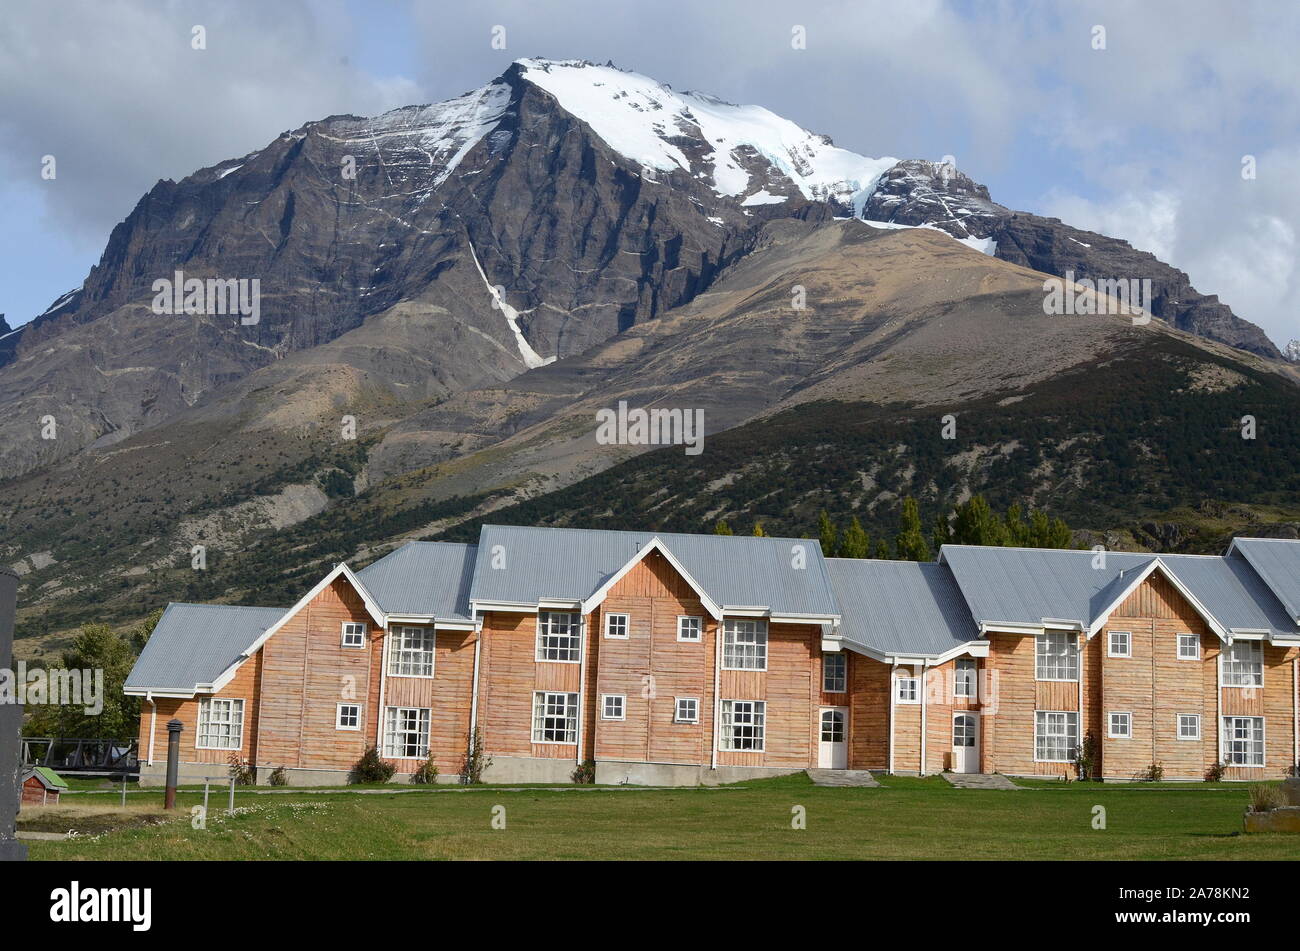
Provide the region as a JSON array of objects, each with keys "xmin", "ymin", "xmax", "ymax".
[{"xmin": 23, "ymin": 774, "xmax": 1300, "ymax": 861}]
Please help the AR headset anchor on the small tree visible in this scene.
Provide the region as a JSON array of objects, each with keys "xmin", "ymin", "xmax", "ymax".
[
  {"xmin": 268, "ymin": 766, "xmax": 288, "ymax": 787},
  {"xmin": 572, "ymin": 759, "xmax": 596, "ymax": 784},
  {"xmin": 411, "ymin": 753, "xmax": 439, "ymax": 785},
  {"xmin": 839, "ymin": 516, "xmax": 870, "ymax": 558},
  {"xmin": 1074, "ymin": 731, "xmax": 1099, "ymax": 781},
  {"xmin": 228, "ymin": 752, "xmax": 255, "ymax": 786},
  {"xmin": 713, "ymin": 519, "xmax": 733, "ymax": 536},
  {"xmin": 350, "ymin": 746, "xmax": 396, "ymax": 784},
  {"xmin": 751, "ymin": 522, "xmax": 767, "ymax": 537},
  {"xmin": 817, "ymin": 510, "xmax": 838, "ymax": 557},
  {"xmin": 461, "ymin": 727, "xmax": 493, "ymax": 785},
  {"xmin": 894, "ymin": 496, "xmax": 932, "ymax": 561}
]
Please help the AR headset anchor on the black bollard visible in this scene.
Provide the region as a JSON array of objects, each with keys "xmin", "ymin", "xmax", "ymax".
[
  {"xmin": 0, "ymin": 567, "xmax": 25, "ymax": 861},
  {"xmin": 163, "ymin": 718, "xmax": 183, "ymax": 810}
]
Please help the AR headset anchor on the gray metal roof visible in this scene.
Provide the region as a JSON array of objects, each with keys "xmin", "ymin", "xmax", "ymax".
[
  {"xmin": 469, "ymin": 525, "xmax": 839, "ymax": 617},
  {"xmin": 826, "ymin": 559, "xmax": 979, "ymax": 657},
  {"xmin": 357, "ymin": 542, "xmax": 476, "ymax": 620},
  {"xmin": 940, "ymin": 545, "xmax": 1300, "ymax": 640},
  {"xmin": 1230, "ymin": 538, "xmax": 1300, "ymax": 623},
  {"xmin": 125, "ymin": 603, "xmax": 284, "ymax": 693}
]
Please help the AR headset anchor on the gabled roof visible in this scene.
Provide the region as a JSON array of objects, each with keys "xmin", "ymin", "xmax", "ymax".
[
  {"xmin": 826, "ymin": 559, "xmax": 979, "ymax": 659},
  {"xmin": 469, "ymin": 525, "xmax": 839, "ymax": 618},
  {"xmin": 357, "ymin": 541, "xmax": 476, "ymax": 621},
  {"xmin": 939, "ymin": 544, "xmax": 1300, "ymax": 641},
  {"xmin": 24, "ymin": 766, "xmax": 68, "ymax": 790},
  {"xmin": 1228, "ymin": 538, "xmax": 1300, "ymax": 624},
  {"xmin": 124, "ymin": 603, "xmax": 284, "ymax": 696}
]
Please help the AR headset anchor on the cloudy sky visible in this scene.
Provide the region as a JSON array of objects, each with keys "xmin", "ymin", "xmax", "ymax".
[{"xmin": 2, "ymin": 0, "xmax": 1296, "ymax": 345}]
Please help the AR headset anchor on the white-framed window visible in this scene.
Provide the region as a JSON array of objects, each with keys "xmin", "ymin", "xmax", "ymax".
[
  {"xmin": 1034, "ymin": 710, "xmax": 1079, "ymax": 763},
  {"xmin": 1222, "ymin": 640, "xmax": 1263, "ymax": 687},
  {"xmin": 601, "ymin": 694, "xmax": 625, "ymax": 720},
  {"xmin": 722, "ymin": 618, "xmax": 768, "ymax": 670},
  {"xmin": 336, "ymin": 703, "xmax": 362, "ymax": 731},
  {"xmin": 954, "ymin": 658, "xmax": 976, "ymax": 698},
  {"xmin": 604, "ymin": 613, "xmax": 629, "ymax": 639},
  {"xmin": 341, "ymin": 621, "xmax": 367, "ymax": 649},
  {"xmin": 1036, "ymin": 631, "xmax": 1079, "ymax": 681},
  {"xmin": 674, "ymin": 697, "xmax": 699, "ymax": 723},
  {"xmin": 822, "ymin": 653, "xmax": 847, "ymax": 693},
  {"xmin": 1222, "ymin": 716, "xmax": 1264, "ymax": 766},
  {"xmin": 532, "ymin": 691, "xmax": 579, "ymax": 743},
  {"xmin": 1107, "ymin": 630, "xmax": 1131, "ymax": 658},
  {"xmin": 196, "ymin": 698, "xmax": 244, "ymax": 750},
  {"xmin": 536, "ymin": 611, "xmax": 581, "ymax": 662},
  {"xmin": 1176, "ymin": 633, "xmax": 1199, "ymax": 660},
  {"xmin": 388, "ymin": 624, "xmax": 435, "ymax": 677},
  {"xmin": 677, "ymin": 616, "xmax": 702, "ymax": 642},
  {"xmin": 382, "ymin": 706, "xmax": 430, "ymax": 759},
  {"xmin": 895, "ymin": 674, "xmax": 919, "ymax": 704},
  {"xmin": 720, "ymin": 700, "xmax": 765, "ymax": 751},
  {"xmin": 1107, "ymin": 711, "xmax": 1132, "ymax": 739},
  {"xmin": 1177, "ymin": 714, "xmax": 1201, "ymax": 740}
]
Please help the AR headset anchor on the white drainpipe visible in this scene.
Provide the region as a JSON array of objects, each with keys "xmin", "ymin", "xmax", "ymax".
[
  {"xmin": 376, "ymin": 623, "xmax": 390, "ymax": 752},
  {"xmin": 576, "ymin": 614, "xmax": 588, "ymax": 766},
  {"xmin": 919, "ymin": 663, "xmax": 928, "ymax": 775},
  {"xmin": 888, "ymin": 661, "xmax": 898, "ymax": 774},
  {"xmin": 146, "ymin": 694, "xmax": 157, "ymax": 765},
  {"xmin": 710, "ymin": 615, "xmax": 723, "ymax": 770},
  {"xmin": 468, "ymin": 619, "xmax": 483, "ymax": 768}
]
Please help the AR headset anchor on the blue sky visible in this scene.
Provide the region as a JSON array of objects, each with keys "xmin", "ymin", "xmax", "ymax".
[{"xmin": 2, "ymin": 0, "xmax": 1296, "ymax": 345}]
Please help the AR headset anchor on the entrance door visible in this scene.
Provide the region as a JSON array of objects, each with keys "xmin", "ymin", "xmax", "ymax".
[
  {"xmin": 818, "ymin": 707, "xmax": 848, "ymax": 768},
  {"xmin": 952, "ymin": 712, "xmax": 980, "ymax": 773}
]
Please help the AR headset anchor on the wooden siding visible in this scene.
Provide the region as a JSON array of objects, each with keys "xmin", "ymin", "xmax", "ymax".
[
  {"xmin": 849, "ymin": 655, "xmax": 890, "ymax": 769},
  {"xmin": 137, "ymin": 651, "xmax": 263, "ymax": 768}
]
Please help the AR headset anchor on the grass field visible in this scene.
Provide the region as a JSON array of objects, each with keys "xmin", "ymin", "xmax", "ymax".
[{"xmin": 20, "ymin": 773, "xmax": 1300, "ymax": 861}]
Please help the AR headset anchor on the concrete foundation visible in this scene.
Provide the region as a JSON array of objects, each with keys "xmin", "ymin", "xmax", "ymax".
[{"xmin": 594, "ymin": 761, "xmax": 801, "ymax": 786}]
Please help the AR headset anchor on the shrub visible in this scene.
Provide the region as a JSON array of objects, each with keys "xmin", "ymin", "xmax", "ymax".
[
  {"xmin": 572, "ymin": 759, "xmax": 596, "ymax": 785},
  {"xmin": 268, "ymin": 766, "xmax": 288, "ymax": 787},
  {"xmin": 1142, "ymin": 762, "xmax": 1164, "ymax": 782},
  {"xmin": 461, "ymin": 727, "xmax": 493, "ymax": 785},
  {"xmin": 1205, "ymin": 761, "xmax": 1226, "ymax": 783},
  {"xmin": 228, "ymin": 753, "xmax": 255, "ymax": 786},
  {"xmin": 1074, "ymin": 731, "xmax": 1099, "ymax": 781},
  {"xmin": 411, "ymin": 754, "xmax": 439, "ymax": 785},
  {"xmin": 350, "ymin": 746, "xmax": 396, "ymax": 784},
  {"xmin": 1249, "ymin": 784, "xmax": 1284, "ymax": 813}
]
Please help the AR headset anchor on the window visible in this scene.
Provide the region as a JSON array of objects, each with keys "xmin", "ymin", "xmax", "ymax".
[
  {"xmin": 1222, "ymin": 640, "xmax": 1262, "ymax": 687},
  {"xmin": 674, "ymin": 697, "xmax": 699, "ymax": 723},
  {"xmin": 604, "ymin": 613, "xmax": 629, "ymax": 639},
  {"xmin": 1107, "ymin": 712, "xmax": 1132, "ymax": 739},
  {"xmin": 601, "ymin": 694, "xmax": 625, "ymax": 720},
  {"xmin": 895, "ymin": 674, "xmax": 919, "ymax": 704},
  {"xmin": 533, "ymin": 691, "xmax": 579, "ymax": 743},
  {"xmin": 382, "ymin": 706, "xmax": 430, "ymax": 758},
  {"xmin": 954, "ymin": 658, "xmax": 976, "ymax": 698},
  {"xmin": 341, "ymin": 621, "xmax": 367, "ymax": 649},
  {"xmin": 677, "ymin": 616, "xmax": 702, "ymax": 642},
  {"xmin": 388, "ymin": 625, "xmax": 435, "ymax": 677},
  {"xmin": 822, "ymin": 653, "xmax": 847, "ymax": 693},
  {"xmin": 197, "ymin": 698, "xmax": 244, "ymax": 750},
  {"xmin": 820, "ymin": 709, "xmax": 845, "ymax": 744},
  {"xmin": 1108, "ymin": 630, "xmax": 1131, "ymax": 658},
  {"xmin": 1177, "ymin": 714, "xmax": 1201, "ymax": 740},
  {"xmin": 1177, "ymin": 634, "xmax": 1199, "ymax": 660},
  {"xmin": 336, "ymin": 703, "xmax": 361, "ymax": 731},
  {"xmin": 720, "ymin": 700, "xmax": 765, "ymax": 751},
  {"xmin": 1034, "ymin": 711, "xmax": 1079, "ymax": 763},
  {"xmin": 1036, "ymin": 631, "xmax": 1079, "ymax": 681},
  {"xmin": 1222, "ymin": 716, "xmax": 1264, "ymax": 766},
  {"xmin": 536, "ymin": 611, "xmax": 581, "ymax": 662},
  {"xmin": 722, "ymin": 619, "xmax": 768, "ymax": 670}
]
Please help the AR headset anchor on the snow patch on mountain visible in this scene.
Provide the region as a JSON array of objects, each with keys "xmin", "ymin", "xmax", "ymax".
[
  {"xmin": 1284, "ymin": 339, "xmax": 1300, "ymax": 363},
  {"xmin": 465, "ymin": 239, "xmax": 554, "ymax": 369},
  {"xmin": 516, "ymin": 59, "xmax": 896, "ymax": 211}
]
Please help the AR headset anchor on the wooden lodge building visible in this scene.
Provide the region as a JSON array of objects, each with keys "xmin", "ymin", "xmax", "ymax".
[{"xmin": 125, "ymin": 527, "xmax": 1300, "ymax": 785}]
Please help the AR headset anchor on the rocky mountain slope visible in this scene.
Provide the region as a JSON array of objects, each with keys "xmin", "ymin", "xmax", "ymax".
[{"xmin": 2, "ymin": 59, "xmax": 1294, "ymax": 652}]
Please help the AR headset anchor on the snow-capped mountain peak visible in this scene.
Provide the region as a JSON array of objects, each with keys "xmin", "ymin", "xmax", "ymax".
[
  {"xmin": 1284, "ymin": 339, "xmax": 1300, "ymax": 362},
  {"xmin": 514, "ymin": 58, "xmax": 896, "ymax": 213}
]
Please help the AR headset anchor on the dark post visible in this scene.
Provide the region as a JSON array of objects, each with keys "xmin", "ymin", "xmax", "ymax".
[
  {"xmin": 0, "ymin": 566, "xmax": 26, "ymax": 861},
  {"xmin": 163, "ymin": 718, "xmax": 183, "ymax": 810}
]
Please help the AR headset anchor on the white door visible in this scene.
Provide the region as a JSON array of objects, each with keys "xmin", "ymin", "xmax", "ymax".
[
  {"xmin": 952, "ymin": 712, "xmax": 980, "ymax": 773},
  {"xmin": 818, "ymin": 707, "xmax": 848, "ymax": 768}
]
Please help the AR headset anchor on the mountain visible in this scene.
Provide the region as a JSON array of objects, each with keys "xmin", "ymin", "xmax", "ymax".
[{"xmin": 2, "ymin": 59, "xmax": 1296, "ymax": 652}]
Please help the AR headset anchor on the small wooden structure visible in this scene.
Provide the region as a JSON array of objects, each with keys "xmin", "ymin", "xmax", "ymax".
[{"xmin": 20, "ymin": 767, "xmax": 68, "ymax": 807}]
